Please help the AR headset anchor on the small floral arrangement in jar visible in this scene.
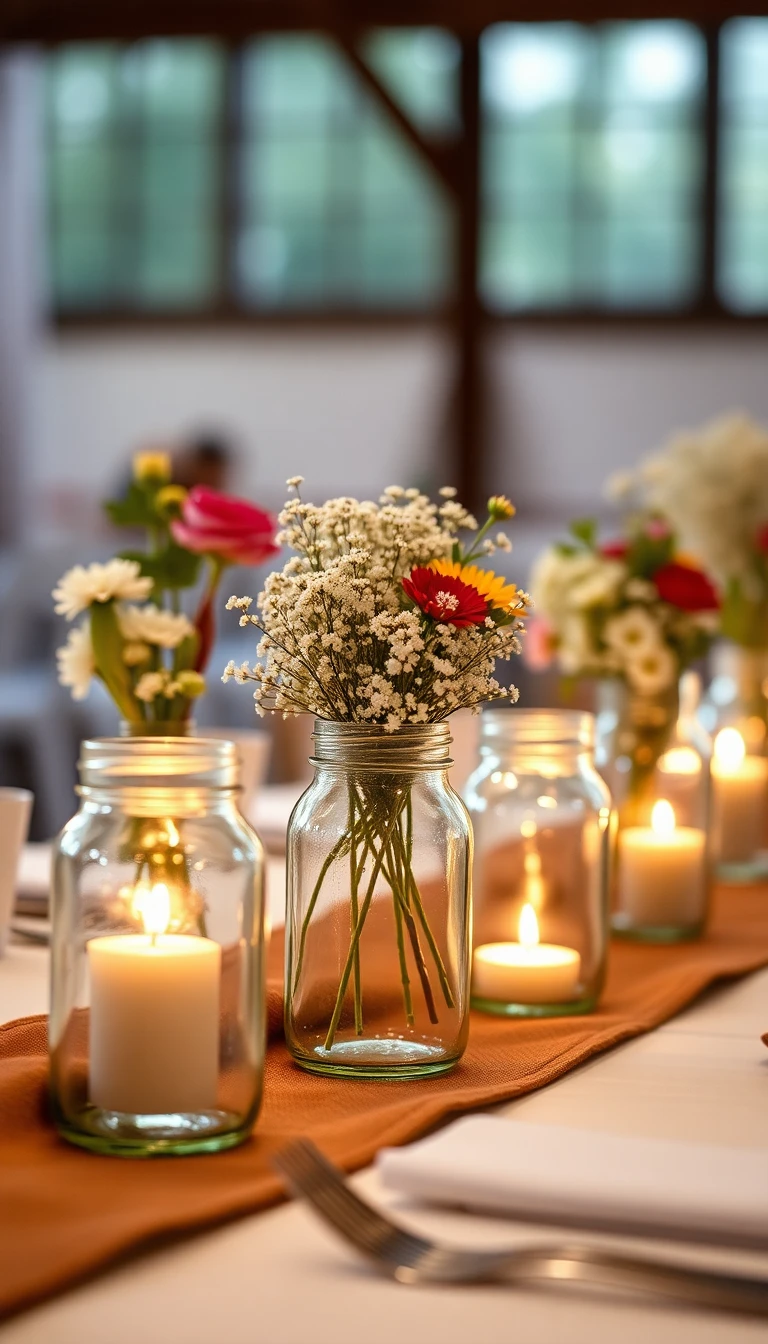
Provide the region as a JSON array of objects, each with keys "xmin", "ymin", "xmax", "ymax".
[
  {"xmin": 529, "ymin": 516, "xmax": 719, "ymax": 694},
  {"xmin": 224, "ymin": 479, "xmax": 530, "ymax": 1076},
  {"xmin": 54, "ymin": 452, "xmax": 278, "ymax": 732},
  {"xmin": 611, "ymin": 414, "xmax": 768, "ymax": 648}
]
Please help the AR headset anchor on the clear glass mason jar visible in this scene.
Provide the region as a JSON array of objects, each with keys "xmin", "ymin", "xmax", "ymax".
[
  {"xmin": 49, "ymin": 737, "xmax": 267, "ymax": 1156},
  {"xmin": 464, "ymin": 709, "xmax": 611, "ymax": 1017},
  {"xmin": 699, "ymin": 643, "xmax": 768, "ymax": 880},
  {"xmin": 285, "ymin": 721, "xmax": 472, "ymax": 1079},
  {"xmin": 596, "ymin": 680, "xmax": 711, "ymax": 942}
]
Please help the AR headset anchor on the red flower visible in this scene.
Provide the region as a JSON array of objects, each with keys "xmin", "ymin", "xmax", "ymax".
[
  {"xmin": 654, "ymin": 561, "xmax": 720, "ymax": 612},
  {"xmin": 756, "ymin": 523, "xmax": 768, "ymax": 554},
  {"xmin": 600, "ymin": 540, "xmax": 629, "ymax": 560},
  {"xmin": 402, "ymin": 567, "xmax": 489, "ymax": 627},
  {"xmin": 171, "ymin": 486, "xmax": 279, "ymax": 566}
]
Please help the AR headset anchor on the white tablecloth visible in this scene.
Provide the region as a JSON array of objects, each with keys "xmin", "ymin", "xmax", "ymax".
[{"xmin": 2, "ymin": 875, "xmax": 767, "ymax": 1344}]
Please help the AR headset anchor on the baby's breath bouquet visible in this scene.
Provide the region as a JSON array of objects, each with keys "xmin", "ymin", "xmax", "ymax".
[{"xmin": 226, "ymin": 479, "xmax": 530, "ymax": 1069}]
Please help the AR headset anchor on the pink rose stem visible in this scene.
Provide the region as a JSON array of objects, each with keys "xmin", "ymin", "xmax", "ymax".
[{"xmin": 194, "ymin": 556, "xmax": 225, "ymax": 675}]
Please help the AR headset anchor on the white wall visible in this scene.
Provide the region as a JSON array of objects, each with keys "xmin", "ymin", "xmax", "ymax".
[
  {"xmin": 27, "ymin": 325, "xmax": 768, "ymax": 582},
  {"xmin": 31, "ymin": 328, "xmax": 451, "ymax": 523}
]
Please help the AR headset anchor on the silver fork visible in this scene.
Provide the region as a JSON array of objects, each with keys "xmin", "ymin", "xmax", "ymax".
[{"xmin": 272, "ymin": 1139, "xmax": 768, "ymax": 1319}]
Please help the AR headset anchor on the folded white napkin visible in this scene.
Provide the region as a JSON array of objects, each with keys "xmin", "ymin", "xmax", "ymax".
[{"xmin": 377, "ymin": 1116, "xmax": 768, "ymax": 1248}]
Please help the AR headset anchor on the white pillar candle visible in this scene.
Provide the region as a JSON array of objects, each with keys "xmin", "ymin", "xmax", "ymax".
[
  {"xmin": 473, "ymin": 903, "xmax": 581, "ymax": 1005},
  {"xmin": 88, "ymin": 883, "xmax": 221, "ymax": 1115},
  {"xmin": 711, "ymin": 728, "xmax": 768, "ymax": 865},
  {"xmin": 617, "ymin": 800, "xmax": 706, "ymax": 928}
]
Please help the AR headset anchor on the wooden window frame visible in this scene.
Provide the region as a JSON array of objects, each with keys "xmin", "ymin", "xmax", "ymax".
[{"xmin": 47, "ymin": 21, "xmax": 768, "ymax": 331}]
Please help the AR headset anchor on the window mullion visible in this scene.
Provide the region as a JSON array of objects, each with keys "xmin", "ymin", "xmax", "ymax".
[{"xmin": 700, "ymin": 21, "xmax": 722, "ymax": 314}]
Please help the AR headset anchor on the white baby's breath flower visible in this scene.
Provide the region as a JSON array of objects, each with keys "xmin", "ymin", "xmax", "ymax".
[
  {"xmin": 286, "ymin": 476, "xmax": 304, "ymax": 489},
  {"xmin": 56, "ymin": 623, "xmax": 94, "ymax": 700},
  {"xmin": 118, "ymin": 604, "xmax": 194, "ymax": 650},
  {"xmin": 438, "ymin": 486, "xmax": 457, "ymax": 498},
  {"xmin": 53, "ymin": 559, "xmax": 153, "ymax": 620}
]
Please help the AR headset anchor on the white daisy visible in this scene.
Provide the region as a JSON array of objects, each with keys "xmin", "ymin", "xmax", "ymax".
[
  {"xmin": 625, "ymin": 644, "xmax": 677, "ymax": 695},
  {"xmin": 53, "ymin": 560, "xmax": 153, "ymax": 620},
  {"xmin": 56, "ymin": 623, "xmax": 94, "ymax": 700},
  {"xmin": 118, "ymin": 604, "xmax": 194, "ymax": 650},
  {"xmin": 603, "ymin": 606, "xmax": 661, "ymax": 657}
]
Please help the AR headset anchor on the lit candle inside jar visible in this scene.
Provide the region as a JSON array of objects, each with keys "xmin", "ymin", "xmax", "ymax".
[
  {"xmin": 711, "ymin": 728, "xmax": 768, "ymax": 866},
  {"xmin": 472, "ymin": 903, "xmax": 581, "ymax": 1006},
  {"xmin": 88, "ymin": 882, "xmax": 221, "ymax": 1115},
  {"xmin": 617, "ymin": 799, "xmax": 707, "ymax": 928}
]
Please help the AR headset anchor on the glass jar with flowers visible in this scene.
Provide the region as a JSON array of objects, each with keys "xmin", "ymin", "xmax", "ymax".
[
  {"xmin": 615, "ymin": 415, "xmax": 768, "ymax": 876},
  {"xmin": 224, "ymin": 480, "xmax": 530, "ymax": 1077},
  {"xmin": 531, "ymin": 516, "xmax": 718, "ymax": 941},
  {"xmin": 50, "ymin": 454, "xmax": 278, "ymax": 1115}
]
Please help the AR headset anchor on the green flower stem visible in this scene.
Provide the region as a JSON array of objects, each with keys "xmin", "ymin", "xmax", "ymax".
[
  {"xmin": 292, "ymin": 830, "xmax": 352, "ymax": 995},
  {"xmin": 391, "ymin": 890, "xmax": 414, "ymax": 1027},
  {"xmin": 381, "ymin": 851, "xmax": 437, "ymax": 1025},
  {"xmin": 322, "ymin": 801, "xmax": 404, "ymax": 1053},
  {"xmin": 392, "ymin": 821, "xmax": 455, "ymax": 1010},
  {"xmin": 348, "ymin": 800, "xmax": 364, "ymax": 1037}
]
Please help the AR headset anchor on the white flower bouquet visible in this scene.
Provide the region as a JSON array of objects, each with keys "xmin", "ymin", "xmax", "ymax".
[
  {"xmin": 530, "ymin": 517, "xmax": 719, "ymax": 695},
  {"xmin": 613, "ymin": 414, "xmax": 768, "ymax": 648},
  {"xmin": 225, "ymin": 479, "xmax": 530, "ymax": 1052}
]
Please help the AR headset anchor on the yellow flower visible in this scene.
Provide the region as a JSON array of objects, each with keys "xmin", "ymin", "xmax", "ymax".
[
  {"xmin": 156, "ymin": 484, "xmax": 188, "ymax": 512},
  {"xmin": 487, "ymin": 495, "xmax": 516, "ymax": 521},
  {"xmin": 428, "ymin": 559, "xmax": 520, "ymax": 613},
  {"xmin": 133, "ymin": 450, "xmax": 172, "ymax": 484}
]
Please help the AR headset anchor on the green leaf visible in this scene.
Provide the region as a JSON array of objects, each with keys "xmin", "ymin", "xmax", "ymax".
[
  {"xmin": 451, "ymin": 541, "xmax": 461, "ymax": 564},
  {"xmin": 554, "ymin": 542, "xmax": 578, "ymax": 557},
  {"xmin": 104, "ymin": 483, "xmax": 157, "ymax": 529},
  {"xmin": 569, "ymin": 518, "xmax": 597, "ymax": 549},
  {"xmin": 119, "ymin": 544, "xmax": 202, "ymax": 592},
  {"xmin": 719, "ymin": 577, "xmax": 768, "ymax": 648},
  {"xmin": 173, "ymin": 631, "xmax": 200, "ymax": 676},
  {"xmin": 89, "ymin": 603, "xmax": 137, "ymax": 721},
  {"xmin": 630, "ymin": 531, "xmax": 675, "ymax": 580}
]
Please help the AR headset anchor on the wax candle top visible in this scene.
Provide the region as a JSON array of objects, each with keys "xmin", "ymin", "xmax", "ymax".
[
  {"xmin": 713, "ymin": 727, "xmax": 746, "ymax": 775},
  {"xmin": 651, "ymin": 799, "xmax": 676, "ymax": 837}
]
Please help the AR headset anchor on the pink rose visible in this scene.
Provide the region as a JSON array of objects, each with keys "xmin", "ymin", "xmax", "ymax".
[
  {"xmin": 171, "ymin": 486, "xmax": 279, "ymax": 566},
  {"xmin": 525, "ymin": 617, "xmax": 557, "ymax": 671}
]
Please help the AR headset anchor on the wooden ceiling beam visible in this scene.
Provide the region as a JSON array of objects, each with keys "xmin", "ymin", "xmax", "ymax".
[{"xmin": 4, "ymin": 0, "xmax": 767, "ymax": 44}]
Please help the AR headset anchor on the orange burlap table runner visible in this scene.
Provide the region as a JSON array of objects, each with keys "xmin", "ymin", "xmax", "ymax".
[{"xmin": 1, "ymin": 880, "xmax": 768, "ymax": 1321}]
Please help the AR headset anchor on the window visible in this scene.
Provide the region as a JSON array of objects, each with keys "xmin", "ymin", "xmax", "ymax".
[
  {"xmin": 718, "ymin": 18, "xmax": 768, "ymax": 311},
  {"xmin": 237, "ymin": 33, "xmax": 456, "ymax": 309},
  {"xmin": 481, "ymin": 22, "xmax": 706, "ymax": 310},
  {"xmin": 45, "ymin": 21, "xmax": 768, "ymax": 320},
  {"xmin": 46, "ymin": 32, "xmax": 457, "ymax": 315}
]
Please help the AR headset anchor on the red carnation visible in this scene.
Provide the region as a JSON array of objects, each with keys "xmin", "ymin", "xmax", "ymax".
[
  {"xmin": 756, "ymin": 523, "xmax": 768, "ymax": 554},
  {"xmin": 402, "ymin": 568, "xmax": 489, "ymax": 627},
  {"xmin": 600, "ymin": 540, "xmax": 629, "ymax": 560},
  {"xmin": 654, "ymin": 561, "xmax": 720, "ymax": 612}
]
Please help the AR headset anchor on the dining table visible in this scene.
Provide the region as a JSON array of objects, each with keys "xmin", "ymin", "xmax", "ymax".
[{"xmin": 1, "ymin": 852, "xmax": 767, "ymax": 1344}]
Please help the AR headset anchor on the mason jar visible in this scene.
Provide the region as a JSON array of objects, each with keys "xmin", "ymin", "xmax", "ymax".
[
  {"xmin": 285, "ymin": 721, "xmax": 472, "ymax": 1079},
  {"xmin": 699, "ymin": 643, "xmax": 768, "ymax": 880},
  {"xmin": 465, "ymin": 709, "xmax": 611, "ymax": 1017},
  {"xmin": 596, "ymin": 679, "xmax": 711, "ymax": 941},
  {"xmin": 49, "ymin": 737, "xmax": 267, "ymax": 1156}
]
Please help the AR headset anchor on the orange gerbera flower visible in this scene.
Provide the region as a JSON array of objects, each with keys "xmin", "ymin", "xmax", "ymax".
[{"xmin": 428, "ymin": 559, "xmax": 520, "ymax": 614}]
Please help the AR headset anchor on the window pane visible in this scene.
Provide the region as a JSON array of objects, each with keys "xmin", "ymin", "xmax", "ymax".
[
  {"xmin": 47, "ymin": 41, "xmax": 223, "ymax": 310},
  {"xmin": 237, "ymin": 33, "xmax": 453, "ymax": 309},
  {"xmin": 481, "ymin": 21, "xmax": 705, "ymax": 310},
  {"xmin": 718, "ymin": 19, "xmax": 768, "ymax": 311},
  {"xmin": 364, "ymin": 29, "xmax": 460, "ymax": 134}
]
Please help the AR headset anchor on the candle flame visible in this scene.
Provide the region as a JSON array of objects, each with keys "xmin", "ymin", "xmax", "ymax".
[
  {"xmin": 518, "ymin": 902, "xmax": 539, "ymax": 948},
  {"xmin": 134, "ymin": 882, "xmax": 171, "ymax": 936},
  {"xmin": 658, "ymin": 746, "xmax": 700, "ymax": 776},
  {"xmin": 651, "ymin": 799, "xmax": 676, "ymax": 837},
  {"xmin": 714, "ymin": 727, "xmax": 746, "ymax": 772}
]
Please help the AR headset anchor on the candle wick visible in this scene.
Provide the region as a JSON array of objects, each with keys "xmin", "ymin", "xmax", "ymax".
[{"xmin": 151, "ymin": 932, "xmax": 157, "ymax": 949}]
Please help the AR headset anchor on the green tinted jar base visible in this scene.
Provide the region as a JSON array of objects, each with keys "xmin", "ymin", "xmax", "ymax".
[
  {"xmin": 716, "ymin": 855, "xmax": 768, "ymax": 884},
  {"xmin": 54, "ymin": 1105, "xmax": 254, "ymax": 1157},
  {"xmin": 611, "ymin": 917, "xmax": 704, "ymax": 944},
  {"xmin": 290, "ymin": 1038, "xmax": 460, "ymax": 1080},
  {"xmin": 470, "ymin": 992, "xmax": 599, "ymax": 1018}
]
